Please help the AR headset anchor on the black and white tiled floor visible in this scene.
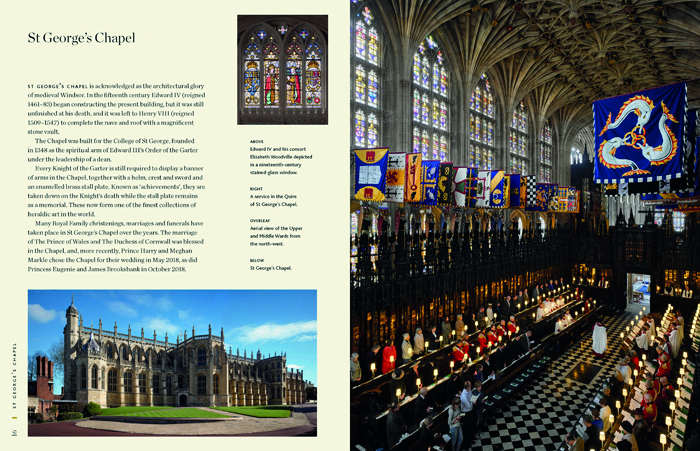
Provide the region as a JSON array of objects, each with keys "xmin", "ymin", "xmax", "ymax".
[{"xmin": 469, "ymin": 310, "xmax": 633, "ymax": 451}]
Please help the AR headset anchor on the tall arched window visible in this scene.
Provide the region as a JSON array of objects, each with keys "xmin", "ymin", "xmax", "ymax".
[
  {"xmin": 510, "ymin": 101, "xmax": 528, "ymax": 174},
  {"xmin": 166, "ymin": 375, "xmax": 172, "ymax": 395},
  {"xmin": 121, "ymin": 345, "xmax": 129, "ymax": 361},
  {"xmin": 213, "ymin": 374, "xmax": 220, "ymax": 395},
  {"xmin": 197, "ymin": 374, "xmax": 207, "ymax": 395},
  {"xmin": 80, "ymin": 365, "xmax": 87, "ymax": 389},
  {"xmin": 198, "ymin": 347, "xmax": 206, "ymax": 366},
  {"xmin": 470, "ymin": 74, "xmax": 495, "ymax": 169},
  {"xmin": 123, "ymin": 371, "xmax": 133, "ymax": 393},
  {"xmin": 239, "ymin": 18, "xmax": 327, "ymax": 124},
  {"xmin": 108, "ymin": 369, "xmax": 117, "ymax": 392},
  {"xmin": 570, "ymin": 146, "xmax": 582, "ymax": 165},
  {"xmin": 91, "ymin": 365, "xmax": 98, "ymax": 389},
  {"xmin": 540, "ymin": 120, "xmax": 552, "ymax": 182},
  {"xmin": 152, "ymin": 374, "xmax": 160, "ymax": 395},
  {"xmin": 412, "ymin": 36, "xmax": 449, "ymax": 161},
  {"xmin": 139, "ymin": 372, "xmax": 146, "ymax": 393},
  {"xmin": 352, "ymin": 2, "xmax": 381, "ymax": 148}
]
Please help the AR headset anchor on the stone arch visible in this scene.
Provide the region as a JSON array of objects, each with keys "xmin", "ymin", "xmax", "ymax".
[
  {"xmin": 120, "ymin": 344, "xmax": 130, "ymax": 361},
  {"xmin": 132, "ymin": 345, "xmax": 142, "ymax": 363},
  {"xmin": 537, "ymin": 212, "xmax": 548, "ymax": 230},
  {"xmin": 509, "ymin": 209, "xmax": 529, "ymax": 230},
  {"xmin": 80, "ymin": 363, "xmax": 87, "ymax": 389},
  {"xmin": 90, "ymin": 364, "xmax": 99, "ymax": 389},
  {"xmin": 104, "ymin": 341, "xmax": 115, "ymax": 359}
]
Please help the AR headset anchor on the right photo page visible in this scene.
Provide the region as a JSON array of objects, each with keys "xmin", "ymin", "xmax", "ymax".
[{"xmin": 349, "ymin": 1, "xmax": 700, "ymax": 451}]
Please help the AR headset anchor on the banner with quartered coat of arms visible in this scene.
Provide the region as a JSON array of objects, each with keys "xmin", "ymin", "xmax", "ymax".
[
  {"xmin": 594, "ymin": 82, "xmax": 687, "ymax": 185},
  {"xmin": 437, "ymin": 162, "xmax": 454, "ymax": 205},
  {"xmin": 384, "ymin": 152, "xmax": 406, "ymax": 203},
  {"xmin": 354, "ymin": 147, "xmax": 389, "ymax": 202},
  {"xmin": 416, "ymin": 160, "xmax": 440, "ymax": 206}
]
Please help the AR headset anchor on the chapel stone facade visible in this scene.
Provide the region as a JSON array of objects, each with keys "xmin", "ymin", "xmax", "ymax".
[{"xmin": 63, "ymin": 300, "xmax": 308, "ymax": 410}]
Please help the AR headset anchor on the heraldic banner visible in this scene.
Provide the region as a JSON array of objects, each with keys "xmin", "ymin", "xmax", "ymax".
[
  {"xmin": 385, "ymin": 152, "xmax": 406, "ymax": 203},
  {"xmin": 489, "ymin": 170, "xmax": 510, "ymax": 208},
  {"xmin": 475, "ymin": 170, "xmax": 492, "ymax": 208},
  {"xmin": 354, "ymin": 147, "xmax": 389, "ymax": 202},
  {"xmin": 437, "ymin": 162, "xmax": 454, "ymax": 205},
  {"xmin": 509, "ymin": 174, "xmax": 521, "ymax": 208},
  {"xmin": 404, "ymin": 153, "xmax": 422, "ymax": 203},
  {"xmin": 547, "ymin": 183, "xmax": 560, "ymax": 212},
  {"xmin": 527, "ymin": 183, "xmax": 550, "ymax": 212},
  {"xmin": 594, "ymin": 82, "xmax": 687, "ymax": 184},
  {"xmin": 417, "ymin": 160, "xmax": 440, "ymax": 206}
]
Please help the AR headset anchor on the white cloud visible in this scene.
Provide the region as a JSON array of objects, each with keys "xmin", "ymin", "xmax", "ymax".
[
  {"xmin": 126, "ymin": 293, "xmax": 173, "ymax": 311},
  {"xmin": 106, "ymin": 301, "xmax": 137, "ymax": 317},
  {"xmin": 177, "ymin": 310, "xmax": 191, "ymax": 321},
  {"xmin": 28, "ymin": 304, "xmax": 57, "ymax": 323},
  {"xmin": 230, "ymin": 320, "xmax": 317, "ymax": 344},
  {"xmin": 287, "ymin": 364, "xmax": 305, "ymax": 370},
  {"xmin": 142, "ymin": 317, "xmax": 181, "ymax": 337}
]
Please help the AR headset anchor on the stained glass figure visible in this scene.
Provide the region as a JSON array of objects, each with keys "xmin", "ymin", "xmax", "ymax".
[
  {"xmin": 475, "ymin": 87, "xmax": 481, "ymax": 111},
  {"xmin": 305, "ymin": 47, "xmax": 322, "ymax": 106},
  {"xmin": 432, "ymin": 64, "xmax": 440, "ymax": 92},
  {"xmin": 286, "ymin": 45, "xmax": 302, "ymax": 106},
  {"xmin": 244, "ymin": 43, "xmax": 260, "ymax": 108},
  {"xmin": 421, "ymin": 94, "xmax": 429, "ymax": 124},
  {"xmin": 440, "ymin": 136, "xmax": 447, "ymax": 161},
  {"xmin": 355, "ymin": 21, "xmax": 366, "ymax": 60},
  {"xmin": 432, "ymin": 99, "xmax": 439, "ymax": 128},
  {"xmin": 422, "ymin": 130, "xmax": 429, "ymax": 158},
  {"xmin": 367, "ymin": 113, "xmax": 378, "ymax": 147},
  {"xmin": 413, "ymin": 90, "xmax": 420, "ymax": 120},
  {"xmin": 355, "ymin": 65, "xmax": 366, "ymax": 103},
  {"xmin": 355, "ymin": 109, "xmax": 366, "ymax": 147},
  {"xmin": 475, "ymin": 117, "xmax": 481, "ymax": 142},
  {"xmin": 413, "ymin": 128, "xmax": 421, "ymax": 153},
  {"xmin": 368, "ymin": 27, "xmax": 378, "ymax": 65},
  {"xmin": 367, "ymin": 70, "xmax": 378, "ymax": 107},
  {"xmin": 263, "ymin": 44, "xmax": 279, "ymax": 107},
  {"xmin": 421, "ymin": 57, "xmax": 430, "ymax": 88},
  {"xmin": 433, "ymin": 133, "xmax": 440, "ymax": 160},
  {"xmin": 440, "ymin": 102, "xmax": 446, "ymax": 130}
]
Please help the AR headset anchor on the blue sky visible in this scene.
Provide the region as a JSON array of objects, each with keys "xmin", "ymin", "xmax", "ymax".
[{"xmin": 28, "ymin": 290, "xmax": 317, "ymax": 394}]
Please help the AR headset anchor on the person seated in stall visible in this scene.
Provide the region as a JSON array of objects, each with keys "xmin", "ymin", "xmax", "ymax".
[
  {"xmin": 386, "ymin": 401, "xmax": 407, "ymax": 449},
  {"xmin": 389, "ymin": 369, "xmax": 407, "ymax": 404},
  {"xmin": 620, "ymin": 421, "xmax": 640, "ymax": 451},
  {"xmin": 473, "ymin": 363, "xmax": 485, "ymax": 383},
  {"xmin": 658, "ymin": 377, "xmax": 674, "ymax": 402},
  {"xmin": 477, "ymin": 329, "xmax": 488, "ymax": 352},
  {"xmin": 591, "ymin": 408, "xmax": 604, "ymax": 431},
  {"xmin": 599, "ymin": 276, "xmax": 608, "ymax": 288},
  {"xmin": 485, "ymin": 303, "xmax": 494, "ymax": 326},
  {"xmin": 629, "ymin": 350, "xmax": 640, "ymax": 369},
  {"xmin": 427, "ymin": 325, "xmax": 440, "ymax": 350},
  {"xmin": 643, "ymin": 379, "xmax": 657, "ymax": 403},
  {"xmin": 507, "ymin": 315, "xmax": 517, "ymax": 335},
  {"xmin": 654, "ymin": 345, "xmax": 669, "ymax": 366},
  {"xmin": 581, "ymin": 415, "xmax": 602, "ymax": 451},
  {"xmin": 681, "ymin": 282, "xmax": 692, "ymax": 298},
  {"xmin": 446, "ymin": 370, "xmax": 464, "ymax": 400},
  {"xmin": 413, "ymin": 386, "xmax": 435, "ymax": 427},
  {"xmin": 632, "ymin": 408, "xmax": 649, "ymax": 451},
  {"xmin": 536, "ymin": 302, "xmax": 545, "ymax": 321},
  {"xmin": 543, "ymin": 297, "xmax": 552, "ymax": 314},
  {"xmin": 656, "ymin": 354, "xmax": 672, "ymax": 378},
  {"xmin": 599, "ymin": 398, "xmax": 612, "ymax": 432},
  {"xmin": 413, "ymin": 327, "xmax": 425, "ymax": 358},
  {"xmin": 641, "ymin": 392, "xmax": 657, "ymax": 425},
  {"xmin": 548, "ymin": 280, "xmax": 554, "ymax": 291},
  {"xmin": 496, "ymin": 320, "xmax": 506, "ymax": 340},
  {"xmin": 564, "ymin": 309, "xmax": 574, "ymax": 326},
  {"xmin": 487, "ymin": 325, "xmax": 498, "ymax": 346},
  {"xmin": 451, "ymin": 340, "xmax": 465, "ymax": 364},
  {"xmin": 564, "ymin": 433, "xmax": 585, "ymax": 451},
  {"xmin": 613, "ymin": 357, "xmax": 631, "ymax": 386},
  {"xmin": 664, "ymin": 283, "xmax": 673, "ymax": 295}
]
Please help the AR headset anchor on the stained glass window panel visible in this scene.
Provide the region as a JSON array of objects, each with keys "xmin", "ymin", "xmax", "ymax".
[
  {"xmin": 244, "ymin": 43, "xmax": 260, "ymax": 108},
  {"xmin": 413, "ymin": 90, "xmax": 420, "ymax": 120},
  {"xmin": 422, "ymin": 94, "xmax": 429, "ymax": 124},
  {"xmin": 421, "ymin": 57, "xmax": 430, "ymax": 88},
  {"xmin": 368, "ymin": 28, "xmax": 378, "ymax": 65},
  {"xmin": 432, "ymin": 99, "xmax": 439, "ymax": 128},
  {"xmin": 355, "ymin": 110, "xmax": 366, "ymax": 147},
  {"xmin": 422, "ymin": 130, "xmax": 429, "ymax": 158},
  {"xmin": 263, "ymin": 46, "xmax": 279, "ymax": 107},
  {"xmin": 440, "ymin": 136, "xmax": 447, "ymax": 161},
  {"xmin": 355, "ymin": 21, "xmax": 366, "ymax": 60},
  {"xmin": 367, "ymin": 70, "xmax": 378, "ymax": 107},
  {"xmin": 413, "ymin": 54, "xmax": 421, "ymax": 83},
  {"xmin": 440, "ymin": 67, "xmax": 447, "ymax": 96},
  {"xmin": 432, "ymin": 64, "xmax": 440, "ymax": 92},
  {"xmin": 367, "ymin": 113, "xmax": 378, "ymax": 147},
  {"xmin": 286, "ymin": 46, "xmax": 302, "ymax": 107},
  {"xmin": 440, "ymin": 102, "xmax": 446, "ymax": 130},
  {"xmin": 413, "ymin": 128, "xmax": 421, "ymax": 152},
  {"xmin": 433, "ymin": 133, "xmax": 440, "ymax": 160},
  {"xmin": 355, "ymin": 65, "xmax": 366, "ymax": 103}
]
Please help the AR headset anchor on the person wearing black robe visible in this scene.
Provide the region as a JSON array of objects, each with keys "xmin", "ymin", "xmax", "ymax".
[
  {"xmin": 501, "ymin": 297, "xmax": 511, "ymax": 324},
  {"xmin": 476, "ymin": 307, "xmax": 486, "ymax": 329},
  {"xmin": 413, "ymin": 387, "xmax": 434, "ymax": 426},
  {"xmin": 361, "ymin": 344, "xmax": 381, "ymax": 381},
  {"xmin": 386, "ymin": 402, "xmax": 406, "ymax": 449},
  {"xmin": 426, "ymin": 325, "xmax": 440, "ymax": 350},
  {"xmin": 493, "ymin": 342, "xmax": 509, "ymax": 372}
]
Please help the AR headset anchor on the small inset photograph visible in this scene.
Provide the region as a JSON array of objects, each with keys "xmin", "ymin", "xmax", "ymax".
[
  {"xmin": 238, "ymin": 15, "xmax": 328, "ymax": 125},
  {"xmin": 28, "ymin": 289, "xmax": 317, "ymax": 436}
]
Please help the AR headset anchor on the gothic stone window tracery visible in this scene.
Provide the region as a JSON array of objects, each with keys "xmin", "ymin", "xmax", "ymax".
[
  {"xmin": 470, "ymin": 74, "xmax": 495, "ymax": 169},
  {"xmin": 352, "ymin": 2, "xmax": 381, "ymax": 148},
  {"xmin": 510, "ymin": 101, "xmax": 528, "ymax": 175},
  {"xmin": 412, "ymin": 36, "xmax": 449, "ymax": 161},
  {"xmin": 540, "ymin": 120, "xmax": 552, "ymax": 182},
  {"xmin": 108, "ymin": 369, "xmax": 117, "ymax": 392},
  {"xmin": 240, "ymin": 17, "xmax": 327, "ymax": 124}
]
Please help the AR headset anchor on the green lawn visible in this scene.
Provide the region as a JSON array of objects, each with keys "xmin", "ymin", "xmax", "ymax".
[
  {"xmin": 101, "ymin": 406, "xmax": 175, "ymax": 416},
  {"xmin": 116, "ymin": 407, "xmax": 229, "ymax": 418},
  {"xmin": 212, "ymin": 405, "xmax": 292, "ymax": 418}
]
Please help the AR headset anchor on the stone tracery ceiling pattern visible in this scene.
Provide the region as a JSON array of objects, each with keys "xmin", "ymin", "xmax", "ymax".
[{"xmin": 376, "ymin": 0, "xmax": 700, "ymax": 138}]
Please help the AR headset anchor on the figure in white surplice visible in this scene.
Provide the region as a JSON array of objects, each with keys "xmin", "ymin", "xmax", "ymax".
[{"xmin": 592, "ymin": 322, "xmax": 607, "ymax": 358}]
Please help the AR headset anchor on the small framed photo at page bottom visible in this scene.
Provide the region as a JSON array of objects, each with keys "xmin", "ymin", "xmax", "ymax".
[{"xmin": 27, "ymin": 289, "xmax": 317, "ymax": 436}]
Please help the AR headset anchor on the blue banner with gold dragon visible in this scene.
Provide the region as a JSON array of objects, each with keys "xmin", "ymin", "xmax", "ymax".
[{"xmin": 594, "ymin": 82, "xmax": 687, "ymax": 185}]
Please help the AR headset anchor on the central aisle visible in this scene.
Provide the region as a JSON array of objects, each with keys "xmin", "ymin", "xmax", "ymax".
[{"xmin": 470, "ymin": 309, "xmax": 633, "ymax": 451}]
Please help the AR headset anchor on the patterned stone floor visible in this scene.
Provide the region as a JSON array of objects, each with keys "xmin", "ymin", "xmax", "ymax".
[{"xmin": 468, "ymin": 308, "xmax": 632, "ymax": 451}]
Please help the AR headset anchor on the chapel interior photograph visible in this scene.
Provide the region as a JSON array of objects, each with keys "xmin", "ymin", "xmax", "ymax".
[{"xmin": 348, "ymin": 1, "xmax": 700, "ymax": 451}]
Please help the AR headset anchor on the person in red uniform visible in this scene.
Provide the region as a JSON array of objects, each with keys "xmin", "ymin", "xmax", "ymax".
[
  {"xmin": 641, "ymin": 393, "xmax": 657, "ymax": 425},
  {"xmin": 452, "ymin": 341, "xmax": 465, "ymax": 364},
  {"xmin": 496, "ymin": 320, "xmax": 506, "ymax": 339},
  {"xmin": 656, "ymin": 354, "xmax": 671, "ymax": 378},
  {"xmin": 487, "ymin": 326, "xmax": 498, "ymax": 346},
  {"xmin": 658, "ymin": 376, "xmax": 674, "ymax": 402},
  {"xmin": 381, "ymin": 339, "xmax": 397, "ymax": 374},
  {"xmin": 477, "ymin": 329, "xmax": 488, "ymax": 351},
  {"xmin": 507, "ymin": 316, "xmax": 517, "ymax": 334}
]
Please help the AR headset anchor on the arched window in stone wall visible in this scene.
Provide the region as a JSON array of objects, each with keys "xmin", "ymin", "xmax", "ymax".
[
  {"xmin": 123, "ymin": 371, "xmax": 133, "ymax": 393},
  {"xmin": 80, "ymin": 365, "xmax": 87, "ymax": 389},
  {"xmin": 510, "ymin": 101, "xmax": 528, "ymax": 175},
  {"xmin": 157, "ymin": 351, "xmax": 163, "ymax": 366},
  {"xmin": 121, "ymin": 345, "xmax": 129, "ymax": 361},
  {"xmin": 197, "ymin": 347, "xmax": 206, "ymax": 366},
  {"xmin": 91, "ymin": 365, "xmax": 98, "ymax": 389},
  {"xmin": 108, "ymin": 369, "xmax": 117, "ymax": 392},
  {"xmin": 541, "ymin": 120, "xmax": 553, "ymax": 182},
  {"xmin": 197, "ymin": 374, "xmax": 207, "ymax": 395},
  {"xmin": 239, "ymin": 18, "xmax": 327, "ymax": 124},
  {"xmin": 570, "ymin": 146, "xmax": 582, "ymax": 165},
  {"xmin": 166, "ymin": 375, "xmax": 172, "ymax": 395},
  {"xmin": 352, "ymin": 1, "xmax": 381, "ymax": 148},
  {"xmin": 153, "ymin": 374, "xmax": 160, "ymax": 395},
  {"xmin": 470, "ymin": 74, "xmax": 495, "ymax": 169},
  {"xmin": 106, "ymin": 343, "xmax": 114, "ymax": 359},
  {"xmin": 412, "ymin": 35, "xmax": 449, "ymax": 161},
  {"xmin": 138, "ymin": 372, "xmax": 146, "ymax": 393},
  {"xmin": 133, "ymin": 347, "xmax": 141, "ymax": 363},
  {"xmin": 213, "ymin": 374, "xmax": 220, "ymax": 395},
  {"xmin": 214, "ymin": 347, "xmax": 220, "ymax": 365}
]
